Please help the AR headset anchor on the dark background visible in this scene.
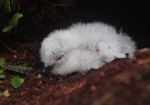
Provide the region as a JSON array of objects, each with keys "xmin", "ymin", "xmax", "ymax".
[
  {"xmin": 0, "ymin": 0, "xmax": 150, "ymax": 48},
  {"xmin": 65, "ymin": 0, "xmax": 150, "ymax": 48}
]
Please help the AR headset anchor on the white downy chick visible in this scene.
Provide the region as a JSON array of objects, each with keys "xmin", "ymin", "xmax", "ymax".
[
  {"xmin": 51, "ymin": 48, "xmax": 102, "ymax": 75},
  {"xmin": 40, "ymin": 22, "xmax": 136, "ymax": 75}
]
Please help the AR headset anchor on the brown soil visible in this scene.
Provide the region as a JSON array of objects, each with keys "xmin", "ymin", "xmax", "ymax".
[{"xmin": 0, "ymin": 42, "xmax": 150, "ymax": 105}]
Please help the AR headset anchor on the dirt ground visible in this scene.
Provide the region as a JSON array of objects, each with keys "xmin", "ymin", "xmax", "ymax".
[{"xmin": 0, "ymin": 42, "xmax": 150, "ymax": 105}]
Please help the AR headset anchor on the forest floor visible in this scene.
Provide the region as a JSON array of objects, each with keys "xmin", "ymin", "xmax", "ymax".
[{"xmin": 0, "ymin": 42, "xmax": 150, "ymax": 105}]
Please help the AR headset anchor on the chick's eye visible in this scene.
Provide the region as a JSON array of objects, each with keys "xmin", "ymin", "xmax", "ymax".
[
  {"xmin": 54, "ymin": 50, "xmax": 64, "ymax": 61},
  {"xmin": 56, "ymin": 55, "xmax": 63, "ymax": 61},
  {"xmin": 56, "ymin": 56, "xmax": 62, "ymax": 60}
]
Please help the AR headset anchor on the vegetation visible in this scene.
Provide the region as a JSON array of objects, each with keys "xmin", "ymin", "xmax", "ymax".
[
  {"xmin": 0, "ymin": 58, "xmax": 31, "ymax": 88},
  {"xmin": 0, "ymin": 0, "xmax": 26, "ymax": 88},
  {"xmin": 2, "ymin": 12, "xmax": 23, "ymax": 32},
  {"xmin": 0, "ymin": 0, "xmax": 11, "ymax": 13},
  {"xmin": 0, "ymin": 0, "xmax": 23, "ymax": 32}
]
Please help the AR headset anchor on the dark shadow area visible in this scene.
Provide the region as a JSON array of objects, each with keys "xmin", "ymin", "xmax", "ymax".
[{"xmin": 0, "ymin": 0, "xmax": 150, "ymax": 48}]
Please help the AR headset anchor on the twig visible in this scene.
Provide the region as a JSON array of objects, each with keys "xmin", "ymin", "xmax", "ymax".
[{"xmin": 0, "ymin": 41, "xmax": 16, "ymax": 54}]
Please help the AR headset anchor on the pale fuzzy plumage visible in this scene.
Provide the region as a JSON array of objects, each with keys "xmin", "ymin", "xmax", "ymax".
[
  {"xmin": 51, "ymin": 48, "xmax": 102, "ymax": 75},
  {"xmin": 40, "ymin": 22, "xmax": 136, "ymax": 75}
]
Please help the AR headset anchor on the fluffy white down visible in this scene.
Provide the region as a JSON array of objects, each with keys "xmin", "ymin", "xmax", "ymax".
[{"xmin": 40, "ymin": 22, "xmax": 136, "ymax": 75}]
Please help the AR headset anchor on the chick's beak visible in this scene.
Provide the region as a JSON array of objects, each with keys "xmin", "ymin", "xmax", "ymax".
[{"xmin": 42, "ymin": 65, "xmax": 54, "ymax": 74}]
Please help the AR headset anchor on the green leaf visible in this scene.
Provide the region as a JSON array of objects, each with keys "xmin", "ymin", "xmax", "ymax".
[
  {"xmin": 6, "ymin": 65, "xmax": 31, "ymax": 75},
  {"xmin": 9, "ymin": 13, "xmax": 23, "ymax": 25},
  {"xmin": 0, "ymin": 69, "xmax": 4, "ymax": 74},
  {"xmin": 0, "ymin": 74, "xmax": 6, "ymax": 79},
  {"xmin": 2, "ymin": 13, "xmax": 23, "ymax": 32},
  {"xmin": 0, "ymin": 58, "xmax": 6, "ymax": 68},
  {"xmin": 10, "ymin": 76, "xmax": 25, "ymax": 88},
  {"xmin": 0, "ymin": 69, "xmax": 5, "ymax": 79},
  {"xmin": 0, "ymin": 59, "xmax": 6, "ymax": 79},
  {"xmin": 2, "ymin": 25, "xmax": 13, "ymax": 32}
]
